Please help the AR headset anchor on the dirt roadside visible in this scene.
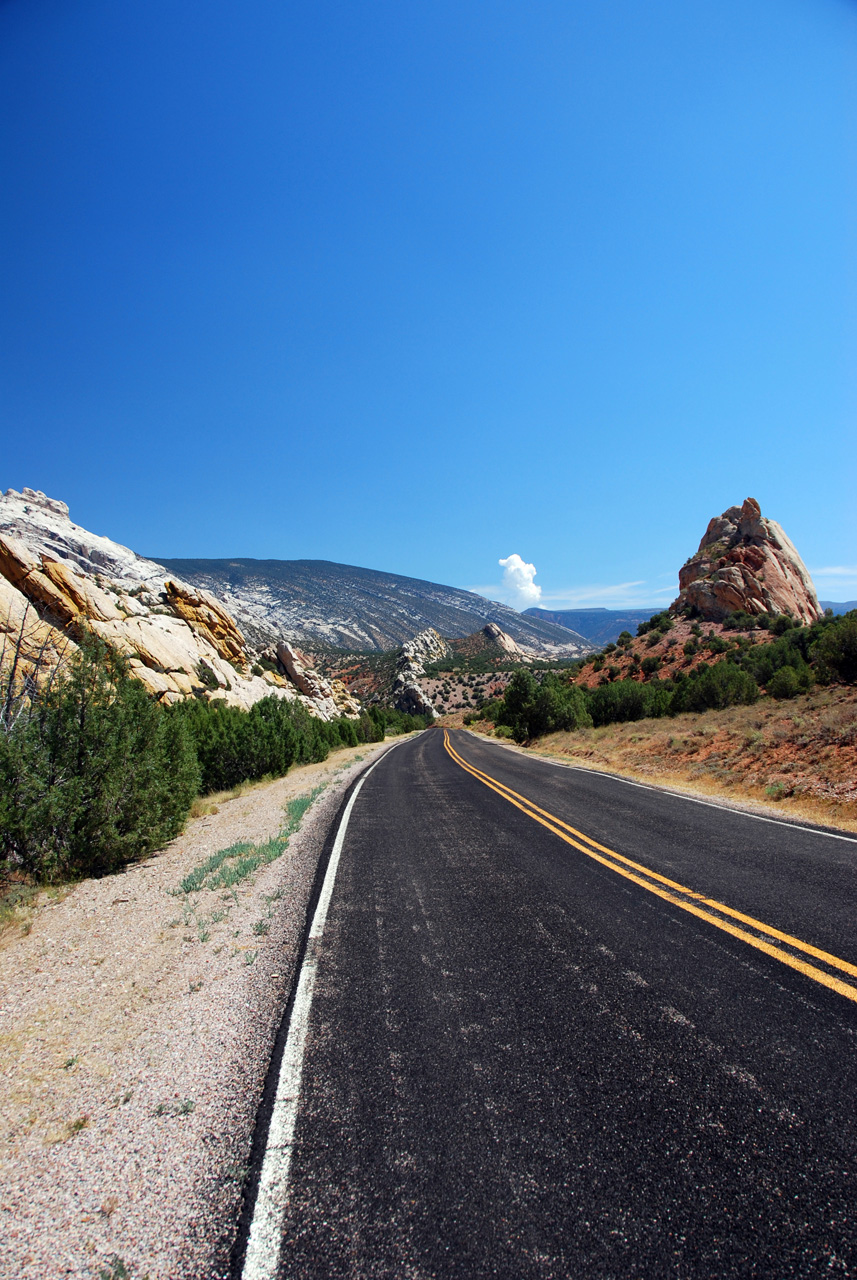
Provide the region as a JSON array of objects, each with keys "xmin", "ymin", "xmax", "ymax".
[
  {"xmin": 454, "ymin": 686, "xmax": 857, "ymax": 835},
  {"xmin": 0, "ymin": 738, "xmax": 394, "ymax": 1280}
]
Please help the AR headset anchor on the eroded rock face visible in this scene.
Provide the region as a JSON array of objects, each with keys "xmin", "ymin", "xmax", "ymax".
[
  {"xmin": 672, "ymin": 497, "xmax": 822, "ymax": 624},
  {"xmin": 392, "ymin": 627, "xmax": 450, "ymax": 716},
  {"xmin": 480, "ymin": 622, "xmax": 532, "ymax": 662},
  {"xmin": 0, "ymin": 488, "xmax": 359, "ymax": 718},
  {"xmin": 275, "ymin": 641, "xmax": 362, "ymax": 720}
]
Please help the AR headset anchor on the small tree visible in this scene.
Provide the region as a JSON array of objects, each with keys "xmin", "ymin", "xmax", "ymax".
[
  {"xmin": 813, "ymin": 613, "xmax": 857, "ymax": 684},
  {"xmin": 0, "ymin": 637, "xmax": 199, "ymax": 881}
]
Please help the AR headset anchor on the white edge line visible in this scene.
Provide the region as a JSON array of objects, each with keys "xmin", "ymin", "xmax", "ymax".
[
  {"xmin": 470, "ymin": 734, "xmax": 857, "ymax": 845},
  {"xmin": 241, "ymin": 741, "xmax": 402, "ymax": 1280}
]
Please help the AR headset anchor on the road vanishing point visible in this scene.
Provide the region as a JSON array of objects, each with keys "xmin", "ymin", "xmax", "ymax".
[{"xmin": 235, "ymin": 727, "xmax": 857, "ymax": 1279}]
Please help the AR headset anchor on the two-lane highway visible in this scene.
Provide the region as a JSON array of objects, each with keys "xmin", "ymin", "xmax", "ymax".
[{"xmin": 236, "ymin": 727, "xmax": 857, "ymax": 1278}]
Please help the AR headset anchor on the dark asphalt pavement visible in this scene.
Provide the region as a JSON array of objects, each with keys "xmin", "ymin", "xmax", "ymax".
[{"xmin": 258, "ymin": 728, "xmax": 857, "ymax": 1278}]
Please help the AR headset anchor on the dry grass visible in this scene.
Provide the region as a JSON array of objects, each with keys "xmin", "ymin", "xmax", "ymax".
[{"xmin": 469, "ymin": 686, "xmax": 857, "ymax": 834}]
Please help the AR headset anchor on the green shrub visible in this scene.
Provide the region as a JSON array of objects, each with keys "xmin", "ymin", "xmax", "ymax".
[
  {"xmin": 722, "ymin": 610, "xmax": 758, "ymax": 631},
  {"xmin": 0, "ymin": 638, "xmax": 199, "ymax": 881},
  {"xmin": 587, "ymin": 679, "xmax": 651, "ymax": 727},
  {"xmin": 195, "ymin": 660, "xmax": 221, "ymax": 690},
  {"xmin": 640, "ymin": 656, "xmax": 660, "ymax": 676},
  {"xmin": 767, "ymin": 666, "xmax": 801, "ymax": 700},
  {"xmin": 812, "ymin": 612, "xmax": 857, "ymax": 684},
  {"xmin": 671, "ymin": 661, "xmax": 758, "ymax": 713},
  {"xmin": 637, "ymin": 611, "xmax": 673, "ymax": 637},
  {"xmin": 499, "ymin": 670, "xmax": 592, "ymax": 742}
]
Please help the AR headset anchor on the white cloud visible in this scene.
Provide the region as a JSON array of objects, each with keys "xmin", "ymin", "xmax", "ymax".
[
  {"xmin": 466, "ymin": 573, "xmax": 675, "ymax": 611},
  {"xmin": 538, "ymin": 580, "xmax": 671, "ymax": 609},
  {"xmin": 808, "ymin": 566, "xmax": 857, "ymax": 599},
  {"xmin": 497, "ymin": 553, "xmax": 542, "ymax": 609},
  {"xmin": 810, "ymin": 566, "xmax": 857, "ymax": 578}
]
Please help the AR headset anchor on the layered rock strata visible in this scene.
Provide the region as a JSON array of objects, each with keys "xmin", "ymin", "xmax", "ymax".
[
  {"xmin": 672, "ymin": 497, "xmax": 822, "ymax": 625},
  {"xmin": 0, "ymin": 488, "xmax": 358, "ymax": 718}
]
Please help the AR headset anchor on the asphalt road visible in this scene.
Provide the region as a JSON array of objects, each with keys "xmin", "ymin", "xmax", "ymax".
[{"xmin": 238, "ymin": 727, "xmax": 857, "ymax": 1279}]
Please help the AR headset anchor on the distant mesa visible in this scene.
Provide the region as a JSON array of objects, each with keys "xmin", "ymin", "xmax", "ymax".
[
  {"xmin": 670, "ymin": 496, "xmax": 821, "ymax": 624},
  {"xmin": 525, "ymin": 607, "xmax": 661, "ymax": 647},
  {"xmin": 820, "ymin": 600, "xmax": 857, "ymax": 616}
]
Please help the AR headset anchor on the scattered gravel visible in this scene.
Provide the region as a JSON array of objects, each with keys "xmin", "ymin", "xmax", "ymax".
[{"xmin": 0, "ymin": 739, "xmax": 392, "ymax": 1280}]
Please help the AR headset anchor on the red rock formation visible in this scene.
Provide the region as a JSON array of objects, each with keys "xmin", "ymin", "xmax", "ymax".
[{"xmin": 672, "ymin": 497, "xmax": 821, "ymax": 624}]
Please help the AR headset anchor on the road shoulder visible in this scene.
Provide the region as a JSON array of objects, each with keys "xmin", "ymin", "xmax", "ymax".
[{"xmin": 0, "ymin": 739, "xmax": 392, "ymax": 1280}]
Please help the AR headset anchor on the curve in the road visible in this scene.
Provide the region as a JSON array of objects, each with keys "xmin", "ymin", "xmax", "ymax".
[{"xmin": 443, "ymin": 731, "xmax": 857, "ymax": 1004}]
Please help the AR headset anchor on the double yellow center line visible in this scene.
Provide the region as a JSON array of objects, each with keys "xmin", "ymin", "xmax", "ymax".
[{"xmin": 442, "ymin": 730, "xmax": 857, "ymax": 1005}]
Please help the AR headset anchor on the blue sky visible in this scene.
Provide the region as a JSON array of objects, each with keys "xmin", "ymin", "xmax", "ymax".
[{"xmin": 2, "ymin": 0, "xmax": 855, "ymax": 609}]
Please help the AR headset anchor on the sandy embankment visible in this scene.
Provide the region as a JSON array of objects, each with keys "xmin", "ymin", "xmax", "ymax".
[{"xmin": 0, "ymin": 739, "xmax": 391, "ymax": 1280}]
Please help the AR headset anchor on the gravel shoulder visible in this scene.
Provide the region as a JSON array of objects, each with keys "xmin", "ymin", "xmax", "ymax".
[{"xmin": 0, "ymin": 738, "xmax": 394, "ymax": 1280}]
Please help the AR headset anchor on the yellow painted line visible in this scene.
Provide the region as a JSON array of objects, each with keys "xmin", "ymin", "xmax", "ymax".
[
  {"xmin": 442, "ymin": 731, "xmax": 857, "ymax": 1005},
  {"xmin": 443, "ymin": 731, "xmax": 857, "ymax": 982}
]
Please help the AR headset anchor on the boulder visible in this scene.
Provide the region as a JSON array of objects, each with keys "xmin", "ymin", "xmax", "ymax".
[{"xmin": 672, "ymin": 497, "xmax": 822, "ymax": 624}]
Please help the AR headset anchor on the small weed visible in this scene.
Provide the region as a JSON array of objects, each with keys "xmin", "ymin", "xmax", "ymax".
[
  {"xmin": 68, "ymin": 1115, "xmax": 89, "ymax": 1134},
  {"xmin": 244, "ymin": 950, "xmax": 257, "ymax": 965},
  {"xmin": 188, "ymin": 979, "xmax": 203, "ymax": 993},
  {"xmin": 174, "ymin": 788, "xmax": 324, "ymax": 899},
  {"xmin": 765, "ymin": 782, "xmax": 786, "ymax": 801},
  {"xmin": 155, "ymin": 1098, "xmax": 195, "ymax": 1118},
  {"xmin": 252, "ymin": 919, "xmax": 270, "ymax": 936},
  {"xmin": 211, "ymin": 909, "xmax": 227, "ymax": 924},
  {"xmin": 99, "ymin": 1257, "xmax": 132, "ymax": 1280},
  {"xmin": 197, "ymin": 927, "xmax": 210, "ymax": 943},
  {"xmin": 63, "ymin": 1055, "xmax": 79, "ymax": 1070}
]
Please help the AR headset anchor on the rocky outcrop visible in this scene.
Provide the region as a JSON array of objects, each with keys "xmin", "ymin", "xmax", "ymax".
[
  {"xmin": 400, "ymin": 628, "xmax": 451, "ymax": 672},
  {"xmin": 0, "ymin": 488, "xmax": 360, "ymax": 719},
  {"xmin": 479, "ymin": 622, "xmax": 532, "ymax": 662},
  {"xmin": 275, "ymin": 641, "xmax": 362, "ymax": 720},
  {"xmin": 672, "ymin": 497, "xmax": 822, "ymax": 624},
  {"xmin": 392, "ymin": 627, "xmax": 450, "ymax": 717}
]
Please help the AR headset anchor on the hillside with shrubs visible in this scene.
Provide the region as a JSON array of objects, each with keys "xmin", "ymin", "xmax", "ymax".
[
  {"xmin": 0, "ymin": 634, "xmax": 429, "ymax": 887},
  {"xmin": 460, "ymin": 609, "xmax": 857, "ymax": 827}
]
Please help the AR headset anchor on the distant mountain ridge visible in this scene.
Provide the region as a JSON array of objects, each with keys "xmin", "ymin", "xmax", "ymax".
[
  {"xmin": 154, "ymin": 557, "xmax": 592, "ymax": 655},
  {"xmin": 524, "ymin": 606, "xmax": 661, "ymax": 646},
  {"xmin": 820, "ymin": 600, "xmax": 857, "ymax": 615}
]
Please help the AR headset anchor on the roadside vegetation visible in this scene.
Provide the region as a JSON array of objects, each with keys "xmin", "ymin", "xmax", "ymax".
[
  {"xmin": 472, "ymin": 611, "xmax": 856, "ymax": 744},
  {"xmin": 0, "ymin": 632, "xmax": 429, "ymax": 893},
  {"xmin": 500, "ymin": 687, "xmax": 857, "ymax": 830}
]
